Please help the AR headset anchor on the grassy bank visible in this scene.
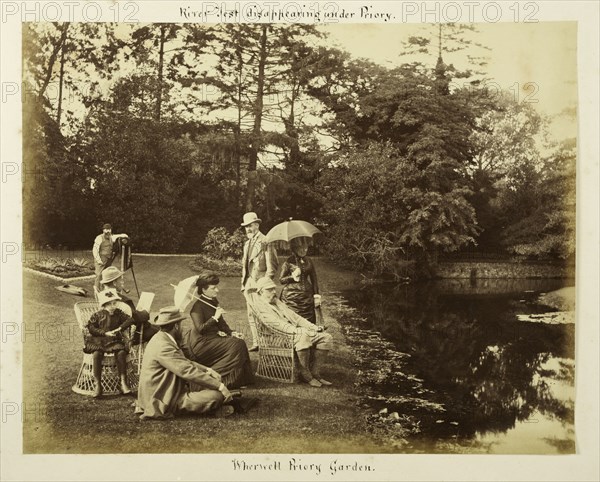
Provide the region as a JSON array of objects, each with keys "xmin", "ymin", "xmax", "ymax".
[
  {"xmin": 538, "ymin": 286, "xmax": 576, "ymax": 311},
  {"xmin": 22, "ymin": 254, "xmax": 393, "ymax": 453}
]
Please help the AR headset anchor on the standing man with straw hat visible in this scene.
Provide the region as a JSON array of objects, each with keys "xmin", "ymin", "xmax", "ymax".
[
  {"xmin": 240, "ymin": 212, "xmax": 278, "ymax": 351},
  {"xmin": 135, "ymin": 306, "xmax": 235, "ymax": 420}
]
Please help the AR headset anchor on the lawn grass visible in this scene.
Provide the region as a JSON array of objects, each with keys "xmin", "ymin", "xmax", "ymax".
[{"xmin": 22, "ymin": 254, "xmax": 392, "ymax": 454}]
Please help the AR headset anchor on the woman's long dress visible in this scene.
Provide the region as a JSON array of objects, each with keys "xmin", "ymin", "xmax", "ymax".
[
  {"xmin": 181, "ymin": 295, "xmax": 254, "ymax": 388},
  {"xmin": 279, "ymin": 255, "xmax": 319, "ymax": 324}
]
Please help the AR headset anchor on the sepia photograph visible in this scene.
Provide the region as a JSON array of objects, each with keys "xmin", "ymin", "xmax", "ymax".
[{"xmin": 1, "ymin": 1, "xmax": 599, "ymax": 481}]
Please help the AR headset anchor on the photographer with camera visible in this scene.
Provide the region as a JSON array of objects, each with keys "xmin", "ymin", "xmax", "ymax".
[{"xmin": 92, "ymin": 223, "xmax": 128, "ymax": 291}]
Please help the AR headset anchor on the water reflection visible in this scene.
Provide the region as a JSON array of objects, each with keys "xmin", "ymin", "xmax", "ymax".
[{"xmin": 343, "ymin": 278, "xmax": 575, "ymax": 453}]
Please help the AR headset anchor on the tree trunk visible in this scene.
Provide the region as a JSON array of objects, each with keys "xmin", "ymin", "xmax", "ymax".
[
  {"xmin": 286, "ymin": 82, "xmax": 301, "ymax": 165},
  {"xmin": 56, "ymin": 32, "xmax": 67, "ymax": 126},
  {"xmin": 283, "ymin": 80, "xmax": 301, "ymax": 217},
  {"xmin": 156, "ymin": 24, "xmax": 166, "ymax": 121},
  {"xmin": 235, "ymin": 34, "xmax": 243, "ymax": 206},
  {"xmin": 39, "ymin": 23, "xmax": 69, "ymax": 101},
  {"xmin": 245, "ymin": 24, "xmax": 268, "ymax": 212}
]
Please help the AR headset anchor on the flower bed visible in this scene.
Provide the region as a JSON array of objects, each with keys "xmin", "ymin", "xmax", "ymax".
[{"xmin": 24, "ymin": 257, "xmax": 94, "ymax": 278}]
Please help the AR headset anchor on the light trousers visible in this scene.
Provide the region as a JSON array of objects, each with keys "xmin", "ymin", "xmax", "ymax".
[{"xmin": 176, "ymin": 389, "xmax": 224, "ymax": 415}]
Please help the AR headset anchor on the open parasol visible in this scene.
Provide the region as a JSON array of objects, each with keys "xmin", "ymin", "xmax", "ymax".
[
  {"xmin": 171, "ymin": 275, "xmax": 219, "ymax": 312},
  {"xmin": 264, "ymin": 219, "xmax": 322, "ymax": 244},
  {"xmin": 172, "ymin": 275, "xmax": 200, "ymax": 312}
]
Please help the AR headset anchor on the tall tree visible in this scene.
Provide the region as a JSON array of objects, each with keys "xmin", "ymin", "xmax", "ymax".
[
  {"xmin": 306, "ymin": 49, "xmax": 383, "ymax": 150},
  {"xmin": 468, "ymin": 91, "xmax": 547, "ymax": 250},
  {"xmin": 319, "ymin": 142, "xmax": 478, "ymax": 278},
  {"xmin": 75, "ymin": 92, "xmax": 199, "ymax": 251},
  {"xmin": 24, "ymin": 23, "xmax": 123, "ymax": 128},
  {"xmin": 314, "ymin": 58, "xmax": 483, "ymax": 275},
  {"xmin": 401, "ymin": 23, "xmax": 490, "ymax": 82},
  {"xmin": 245, "ymin": 24, "xmax": 269, "ymax": 211},
  {"xmin": 128, "ymin": 24, "xmax": 185, "ymax": 120},
  {"xmin": 496, "ymin": 138, "xmax": 576, "ymax": 259},
  {"xmin": 184, "ymin": 24, "xmax": 328, "ymax": 213},
  {"xmin": 22, "ymin": 22, "xmax": 124, "ymax": 246}
]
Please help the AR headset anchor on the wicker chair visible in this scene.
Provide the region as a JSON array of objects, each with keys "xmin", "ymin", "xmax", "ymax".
[
  {"xmin": 247, "ymin": 292, "xmax": 298, "ymax": 383},
  {"xmin": 72, "ymin": 301, "xmax": 141, "ymax": 396}
]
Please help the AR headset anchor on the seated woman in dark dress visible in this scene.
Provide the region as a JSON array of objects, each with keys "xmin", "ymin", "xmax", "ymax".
[
  {"xmin": 279, "ymin": 236, "xmax": 321, "ymax": 324},
  {"xmin": 181, "ymin": 271, "xmax": 254, "ymax": 388}
]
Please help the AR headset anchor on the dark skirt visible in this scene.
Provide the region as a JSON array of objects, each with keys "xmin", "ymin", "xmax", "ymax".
[
  {"xmin": 83, "ymin": 334, "xmax": 128, "ymax": 354},
  {"xmin": 184, "ymin": 335, "xmax": 254, "ymax": 389},
  {"xmin": 281, "ymin": 287, "xmax": 316, "ymax": 324}
]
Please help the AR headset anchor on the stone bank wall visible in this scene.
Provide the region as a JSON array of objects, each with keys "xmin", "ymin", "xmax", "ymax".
[{"xmin": 436, "ymin": 261, "xmax": 570, "ymax": 279}]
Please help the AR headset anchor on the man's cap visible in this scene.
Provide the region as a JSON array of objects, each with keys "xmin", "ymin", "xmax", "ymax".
[{"xmin": 102, "ymin": 223, "xmax": 112, "ymax": 230}]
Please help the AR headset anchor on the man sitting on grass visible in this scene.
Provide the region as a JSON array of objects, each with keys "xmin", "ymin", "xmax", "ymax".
[
  {"xmin": 252, "ymin": 277, "xmax": 333, "ymax": 387},
  {"xmin": 135, "ymin": 306, "xmax": 235, "ymax": 420}
]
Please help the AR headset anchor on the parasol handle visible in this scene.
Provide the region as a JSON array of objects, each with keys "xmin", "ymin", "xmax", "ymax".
[{"xmin": 170, "ymin": 284, "xmax": 219, "ymax": 310}]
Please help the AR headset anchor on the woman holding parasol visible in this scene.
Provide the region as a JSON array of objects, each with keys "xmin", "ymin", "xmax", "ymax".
[
  {"xmin": 279, "ymin": 236, "xmax": 321, "ymax": 324},
  {"xmin": 265, "ymin": 219, "xmax": 323, "ymax": 325}
]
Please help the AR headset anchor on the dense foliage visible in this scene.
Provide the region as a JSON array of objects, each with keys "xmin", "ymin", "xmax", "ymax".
[
  {"xmin": 200, "ymin": 227, "xmax": 246, "ymax": 260},
  {"xmin": 22, "ymin": 23, "xmax": 575, "ymax": 275}
]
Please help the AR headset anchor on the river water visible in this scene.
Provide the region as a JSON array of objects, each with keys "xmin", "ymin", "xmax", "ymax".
[{"xmin": 340, "ymin": 278, "xmax": 575, "ymax": 454}]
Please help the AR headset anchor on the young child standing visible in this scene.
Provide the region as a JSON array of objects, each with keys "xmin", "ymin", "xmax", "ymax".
[{"xmin": 84, "ymin": 288, "xmax": 135, "ymax": 397}]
